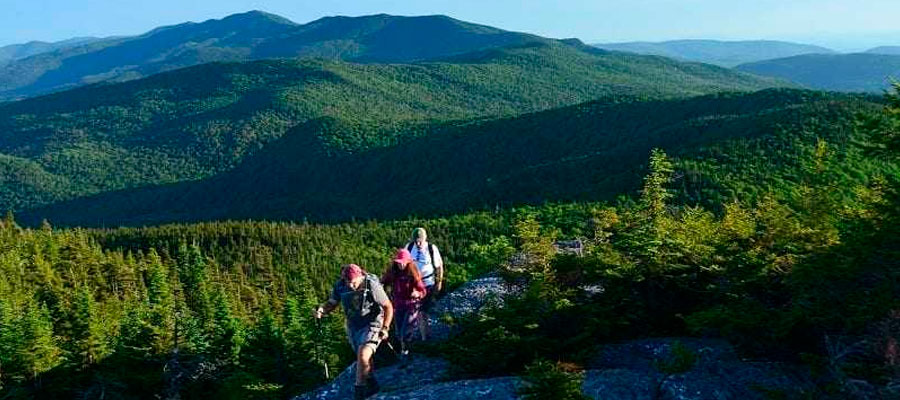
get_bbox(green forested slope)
[1,41,783,213]
[21,89,889,227]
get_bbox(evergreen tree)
[242,305,285,388]
[0,298,18,389]
[145,249,175,353]
[176,244,213,328]
[641,148,675,221]
[17,302,61,381]
[116,303,154,358]
[210,290,243,363]
[68,286,107,368]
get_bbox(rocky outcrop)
[296,278,815,400]
[374,377,521,400]
[585,338,815,399]
[296,356,451,400]
[427,274,519,340]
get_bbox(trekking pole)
[384,340,398,356]
[314,316,330,379]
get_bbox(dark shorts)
[347,325,382,352]
[421,286,437,312]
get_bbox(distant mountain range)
[0,37,104,66]
[591,40,835,67]
[0,11,554,100]
[865,46,900,55]
[736,53,900,92]
[588,39,900,92]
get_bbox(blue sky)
[2,0,899,51]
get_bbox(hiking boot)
[366,376,380,397]
[354,384,368,400]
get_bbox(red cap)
[393,248,413,266]
[342,264,364,280]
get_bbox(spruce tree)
[69,286,107,368]
[641,148,674,221]
[0,298,17,389]
[176,244,213,328]
[210,290,243,363]
[243,305,285,387]
[146,249,175,353]
[17,302,61,381]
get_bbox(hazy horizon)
[2,1,899,52]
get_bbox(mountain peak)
[221,10,297,25]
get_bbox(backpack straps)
[408,242,437,267]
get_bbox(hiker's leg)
[419,288,433,340]
[355,344,375,385]
[396,309,408,353]
[419,310,429,340]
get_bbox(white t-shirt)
[407,241,443,287]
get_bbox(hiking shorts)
[348,325,382,353]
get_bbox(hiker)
[406,228,444,340]
[315,264,394,400]
[381,248,426,358]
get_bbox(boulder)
[294,356,450,400]
[374,377,521,400]
[582,369,661,400]
[589,338,814,400]
[591,337,738,372]
[427,274,520,340]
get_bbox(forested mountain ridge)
[0,37,104,66]
[20,89,890,227]
[592,40,835,67]
[0,40,785,214]
[736,53,900,92]
[865,46,900,55]
[0,11,554,100]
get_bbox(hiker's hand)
[411,290,423,299]
[314,306,324,319]
[379,328,389,340]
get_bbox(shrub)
[518,359,589,400]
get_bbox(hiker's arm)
[380,301,394,339]
[434,246,444,292]
[315,299,338,318]
[413,274,427,297]
[371,282,393,338]
[315,300,338,318]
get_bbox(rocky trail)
[295,275,813,400]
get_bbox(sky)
[2,0,899,51]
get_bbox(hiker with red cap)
[315,264,393,400]
[381,248,427,359]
